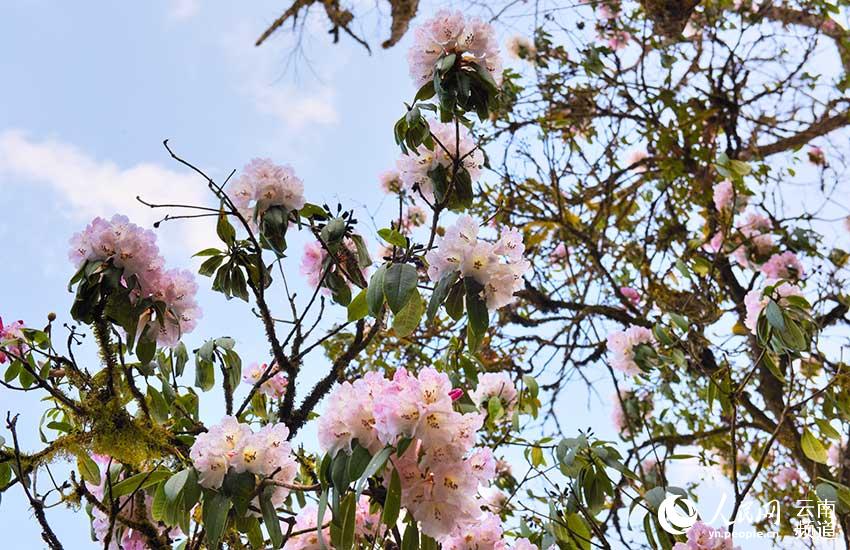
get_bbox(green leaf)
[378,228,409,249]
[355,447,393,498]
[669,313,689,332]
[164,468,190,502]
[317,488,330,550]
[402,521,419,550]
[346,445,372,482]
[392,289,424,337]
[381,468,402,527]
[195,358,215,392]
[383,263,419,314]
[802,428,829,464]
[137,337,156,365]
[110,469,171,498]
[335,492,357,550]
[203,490,232,548]
[765,300,786,332]
[367,265,388,317]
[77,454,101,486]
[217,209,236,246]
[261,485,283,549]
[464,278,489,351]
[444,280,465,320]
[347,289,368,322]
[426,271,459,324]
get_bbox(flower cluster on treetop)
[229,158,306,225]
[407,10,503,88]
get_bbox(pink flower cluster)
[87,455,175,549]
[283,497,379,550]
[606,326,655,375]
[470,372,518,414]
[69,215,201,347]
[441,512,504,550]
[673,521,740,550]
[611,390,653,433]
[300,238,367,291]
[619,286,641,306]
[712,180,746,212]
[379,169,403,194]
[425,215,530,310]
[0,317,25,364]
[317,368,499,539]
[732,211,773,268]
[774,466,802,489]
[229,158,306,224]
[189,417,297,508]
[505,35,536,62]
[242,362,289,399]
[743,280,804,334]
[396,122,484,202]
[407,10,503,88]
[759,251,805,280]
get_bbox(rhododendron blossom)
[606,30,632,51]
[550,242,569,262]
[317,367,499,539]
[808,146,826,166]
[442,512,505,550]
[189,416,297,511]
[774,466,802,489]
[672,521,740,550]
[619,286,640,306]
[0,317,25,363]
[143,268,202,347]
[732,211,774,268]
[470,372,518,413]
[505,35,536,61]
[743,280,804,334]
[425,216,530,310]
[407,10,503,88]
[606,326,655,375]
[611,390,653,433]
[242,362,289,399]
[86,456,175,549]
[69,215,200,346]
[229,158,305,224]
[396,121,484,202]
[379,169,403,194]
[760,251,805,280]
[69,215,163,288]
[712,180,746,212]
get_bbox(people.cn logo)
[657,493,699,535]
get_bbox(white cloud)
[168,0,200,20]
[0,130,215,258]
[221,23,342,131]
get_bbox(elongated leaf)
[367,265,388,317]
[77,454,101,486]
[802,429,829,464]
[164,468,190,502]
[464,278,489,351]
[355,447,393,498]
[203,490,232,547]
[110,470,171,498]
[392,289,423,337]
[402,521,420,550]
[261,486,283,548]
[384,264,419,314]
[426,271,459,324]
[381,468,402,527]
[337,492,357,550]
[347,289,368,322]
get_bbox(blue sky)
[0,1,841,547]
